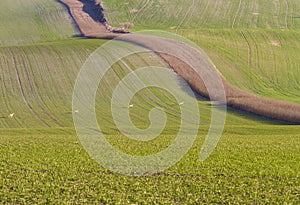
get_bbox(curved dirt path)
[59,0,300,124]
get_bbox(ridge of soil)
[59,0,300,124]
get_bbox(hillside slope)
[101,0,300,102]
[103,0,300,30]
[1,0,300,127]
[181,29,300,104]
[59,0,300,124]
[0,0,78,46]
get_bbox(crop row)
[103,0,300,30]
[181,29,300,104]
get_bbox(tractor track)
[118,58,179,112]
[175,0,195,33]
[17,48,64,127]
[132,0,152,22]
[232,0,242,28]
[240,30,252,66]
[284,0,289,29]
[1,56,22,127]
[9,48,51,128]
[112,59,173,112]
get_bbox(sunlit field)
[0,0,299,203]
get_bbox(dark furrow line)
[8,48,51,128]
[247,31,261,71]
[17,48,64,127]
[4,168,298,180]
[240,30,252,66]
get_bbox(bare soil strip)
[58,0,119,39]
[59,0,300,124]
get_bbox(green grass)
[0,127,299,203]
[0,39,106,128]
[0,0,77,46]
[180,29,300,104]
[103,0,300,30]
[0,38,277,129]
[103,0,300,104]
[0,0,300,203]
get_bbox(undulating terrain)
[0,0,299,203]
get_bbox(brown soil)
[59,0,119,39]
[59,0,300,124]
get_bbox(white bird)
[8,113,15,118]
[179,102,184,106]
[129,104,134,108]
[74,109,79,113]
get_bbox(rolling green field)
[0,0,299,203]
[0,0,77,46]
[105,0,300,30]
[1,127,300,203]
[104,0,300,104]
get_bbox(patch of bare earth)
[59,0,119,39]
[271,40,281,47]
[59,0,300,124]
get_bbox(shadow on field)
[79,0,106,23]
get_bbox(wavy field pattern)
[1,0,300,203]
[0,39,271,128]
[104,0,300,29]
[0,40,98,127]
[181,29,300,104]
